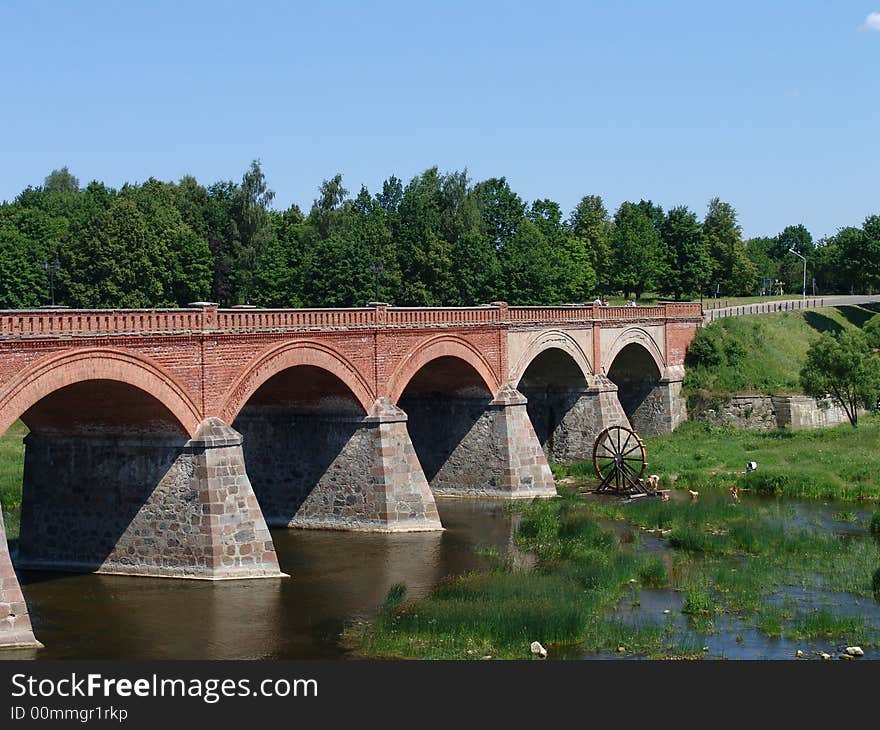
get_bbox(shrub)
[685,328,724,368]
[870,511,880,538]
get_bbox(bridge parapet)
[0,302,703,339]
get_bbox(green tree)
[570,194,613,292]
[43,166,80,194]
[661,206,711,299]
[800,330,880,427]
[703,197,756,295]
[610,201,667,299]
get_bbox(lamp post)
[41,258,61,306]
[369,261,384,303]
[788,248,806,302]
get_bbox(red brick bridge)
[0,301,700,649]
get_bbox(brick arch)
[510,330,593,386]
[387,335,501,403]
[0,348,202,438]
[604,327,666,376]
[220,340,374,423]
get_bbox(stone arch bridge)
[0,301,700,649]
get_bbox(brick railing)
[0,302,703,339]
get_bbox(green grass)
[347,485,880,658]
[344,493,683,659]
[685,304,880,398]
[571,417,880,503]
[0,420,26,511]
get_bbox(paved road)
[701,294,880,323]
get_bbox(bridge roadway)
[0,301,701,649]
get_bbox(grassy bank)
[684,303,880,397]
[344,494,686,659]
[553,417,880,502]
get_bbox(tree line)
[0,161,878,309]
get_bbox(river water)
[2,493,878,660]
[1,499,516,660]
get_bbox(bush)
[870,511,880,538]
[686,328,724,368]
[873,567,880,602]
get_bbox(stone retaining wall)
[691,394,853,430]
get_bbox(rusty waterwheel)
[592,425,650,495]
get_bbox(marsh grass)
[583,490,880,646]
[791,610,868,642]
[344,493,684,659]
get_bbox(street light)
[788,248,806,302]
[369,261,384,303]
[41,258,61,306]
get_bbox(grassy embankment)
[684,303,880,398]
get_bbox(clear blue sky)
[1,1,877,239]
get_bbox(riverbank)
[553,417,880,502]
[345,487,880,660]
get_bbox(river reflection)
[2,499,515,660]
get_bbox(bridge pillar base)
[238,399,442,532]
[525,377,630,463]
[0,505,41,651]
[628,378,687,436]
[17,418,284,580]
[407,386,557,499]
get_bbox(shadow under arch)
[606,342,664,434]
[396,354,495,486]
[515,346,593,461]
[232,361,372,528]
[12,376,195,574]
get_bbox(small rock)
[819,652,831,660]
[796,650,804,658]
[481,655,492,660]
[846,646,864,657]
[530,641,547,658]
[662,609,671,615]
[617,646,626,653]
[840,653,854,660]
[628,578,637,584]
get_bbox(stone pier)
[621,375,686,436]
[522,376,630,463]
[0,504,41,650]
[402,385,557,499]
[17,418,284,580]
[237,399,441,532]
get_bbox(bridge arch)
[605,329,669,436]
[603,327,666,377]
[0,347,201,438]
[387,335,500,404]
[220,340,374,424]
[509,330,593,386]
[224,341,380,529]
